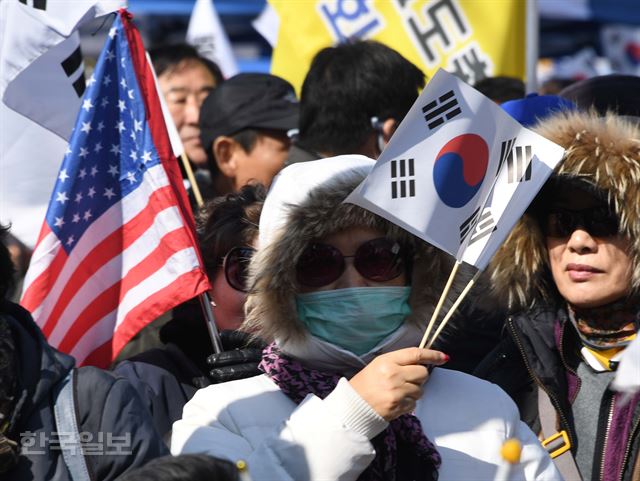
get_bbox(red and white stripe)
[21,164,208,366]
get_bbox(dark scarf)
[568,300,638,350]
[259,343,440,481]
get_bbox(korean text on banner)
[345,69,565,270]
[269,0,525,93]
[20,10,210,368]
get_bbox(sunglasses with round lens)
[544,206,619,238]
[296,238,405,288]
[223,246,256,292]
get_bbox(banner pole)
[526,0,539,93]
[426,271,481,349]
[418,260,460,349]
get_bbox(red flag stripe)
[55,228,194,353]
[37,187,178,336]
[112,269,209,356]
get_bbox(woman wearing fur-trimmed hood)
[475,110,640,481]
[172,155,558,481]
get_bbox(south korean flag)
[347,69,565,270]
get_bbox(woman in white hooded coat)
[171,155,560,481]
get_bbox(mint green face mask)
[295,286,412,356]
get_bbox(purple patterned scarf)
[259,343,440,481]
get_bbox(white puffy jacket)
[172,332,561,481]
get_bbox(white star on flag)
[126,171,136,184]
[54,217,65,228]
[58,170,69,182]
[80,122,92,134]
[72,213,81,223]
[79,147,89,158]
[56,192,68,204]
[141,151,152,163]
[103,187,115,199]
[82,99,94,112]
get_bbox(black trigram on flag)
[19,0,47,10]
[459,207,496,245]
[498,138,533,183]
[422,90,461,130]
[390,158,415,199]
[61,46,86,98]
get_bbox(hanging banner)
[269,0,526,93]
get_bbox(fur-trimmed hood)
[489,111,640,311]
[243,155,457,349]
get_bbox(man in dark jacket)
[0,226,167,480]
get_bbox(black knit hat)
[199,73,299,153]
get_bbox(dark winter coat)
[475,111,640,481]
[1,300,167,481]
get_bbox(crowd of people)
[1,38,640,481]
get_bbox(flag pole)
[179,151,204,207]
[418,260,461,349]
[199,291,223,354]
[147,51,219,353]
[426,271,481,349]
[525,0,539,93]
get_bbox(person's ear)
[381,118,398,145]
[213,136,238,178]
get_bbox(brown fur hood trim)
[243,156,459,343]
[489,111,640,311]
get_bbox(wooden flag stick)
[426,271,481,349]
[418,260,461,349]
[179,152,204,207]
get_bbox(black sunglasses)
[543,206,619,238]
[296,238,406,288]
[223,246,256,292]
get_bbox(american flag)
[20,11,211,367]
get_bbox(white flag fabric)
[252,3,279,48]
[186,0,238,79]
[0,0,124,139]
[346,69,565,269]
[0,0,124,247]
[612,337,640,394]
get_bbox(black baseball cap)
[199,73,299,152]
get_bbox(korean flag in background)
[346,69,565,269]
